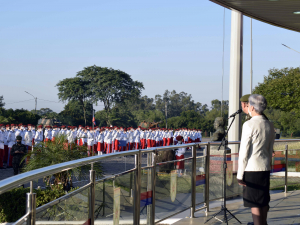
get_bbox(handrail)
[0,139,299,225]
[1,139,299,195]
[0,149,139,195]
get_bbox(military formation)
[0,124,202,170]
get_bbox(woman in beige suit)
[237,94,274,225]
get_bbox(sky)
[1,0,299,113]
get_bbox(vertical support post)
[130,172,133,198]
[205,143,210,214]
[250,18,253,94]
[285,145,288,193]
[26,181,36,225]
[190,144,197,218]
[134,151,141,225]
[151,150,157,225]
[89,168,96,225]
[102,180,105,216]
[228,9,243,156]
[146,152,153,225]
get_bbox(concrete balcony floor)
[174,190,300,225]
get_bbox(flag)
[92,117,96,126]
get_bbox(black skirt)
[243,171,270,208]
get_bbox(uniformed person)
[240,94,251,117]
[241,94,269,121]
[11,136,27,175]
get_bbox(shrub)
[296,162,300,172]
[0,185,74,223]
[22,135,102,191]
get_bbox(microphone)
[228,109,242,119]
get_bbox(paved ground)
[173,190,300,225]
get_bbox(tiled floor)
[173,190,300,225]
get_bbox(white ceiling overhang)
[210,0,300,33]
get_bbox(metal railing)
[0,139,299,225]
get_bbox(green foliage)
[254,67,300,113]
[97,90,229,132]
[0,108,40,125]
[56,76,92,125]
[58,100,93,126]
[112,90,224,132]
[262,99,300,137]
[296,162,300,172]
[23,135,102,190]
[56,65,144,126]
[34,108,58,119]
[154,90,203,118]
[0,96,4,109]
[166,110,215,131]
[76,65,144,125]
[132,109,165,124]
[0,185,75,223]
[95,108,137,127]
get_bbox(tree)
[155,90,202,118]
[2,108,40,125]
[254,67,300,113]
[56,77,93,125]
[59,100,93,126]
[118,95,155,112]
[34,108,58,119]
[77,65,144,125]
[95,107,137,127]
[132,109,165,125]
[0,96,4,108]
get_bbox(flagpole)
[250,18,253,94]
[92,107,95,131]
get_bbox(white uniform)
[176,146,186,157]
[0,130,4,150]
[34,130,44,144]
[44,129,52,141]
[87,131,94,147]
[31,129,36,141]
[7,130,16,148]
[24,130,33,146]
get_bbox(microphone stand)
[205,115,241,224]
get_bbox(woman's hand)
[237,179,246,187]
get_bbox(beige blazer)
[237,115,275,180]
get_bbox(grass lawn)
[274,141,300,151]
[271,183,300,192]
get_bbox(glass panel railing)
[94,171,135,224]
[287,149,300,186]
[209,153,224,201]
[270,150,286,189]
[209,152,242,201]
[226,153,242,198]
[140,167,153,224]
[35,185,90,223]
[155,158,192,222]
[195,156,205,205]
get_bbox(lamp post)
[282,44,300,54]
[25,91,37,114]
[165,101,168,129]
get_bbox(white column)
[228,10,243,154]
